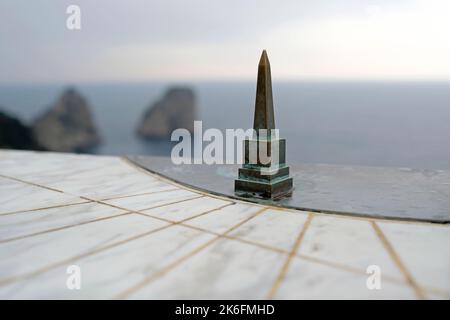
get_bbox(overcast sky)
[1,0,449,83]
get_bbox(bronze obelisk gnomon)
[235,50,293,199]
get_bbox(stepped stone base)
[236,137,293,199]
[235,175,293,199]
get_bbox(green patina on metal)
[234,50,293,199]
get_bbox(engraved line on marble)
[123,157,450,226]
[6,197,410,290]
[121,156,240,204]
[272,204,450,229]
[138,195,206,212]
[266,213,314,299]
[176,215,401,281]
[0,219,429,295]
[296,253,407,286]
[98,188,180,201]
[0,212,133,244]
[136,202,236,224]
[179,218,414,288]
[0,200,235,286]
[120,156,187,189]
[114,207,269,299]
[0,200,91,217]
[178,215,410,285]
[123,155,320,219]
[0,168,179,206]
[123,157,450,227]
[371,221,427,299]
[0,221,173,287]
[80,195,232,228]
[6,159,445,229]
[0,205,436,296]
[180,222,287,252]
[80,194,206,222]
[0,174,66,194]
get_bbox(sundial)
[129,51,450,223]
[127,155,450,223]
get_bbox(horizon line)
[1,78,450,87]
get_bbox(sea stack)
[137,87,197,140]
[0,109,43,150]
[32,88,101,152]
[235,50,293,199]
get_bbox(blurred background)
[1,0,450,169]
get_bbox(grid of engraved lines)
[0,150,449,299]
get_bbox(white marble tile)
[48,170,170,200]
[103,189,200,212]
[273,257,416,299]
[0,225,216,299]
[427,291,450,300]
[227,209,309,251]
[0,202,126,242]
[0,177,83,215]
[140,197,231,222]
[0,150,119,186]
[298,215,405,281]
[129,238,286,299]
[0,150,173,200]
[377,221,450,293]
[185,203,264,234]
[99,185,178,201]
[0,214,168,280]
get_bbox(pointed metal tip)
[259,50,269,66]
[253,49,274,131]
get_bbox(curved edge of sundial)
[125,155,450,225]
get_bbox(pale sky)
[1,0,450,83]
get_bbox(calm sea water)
[1,81,449,170]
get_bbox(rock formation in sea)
[0,109,44,150]
[32,88,101,152]
[137,87,197,140]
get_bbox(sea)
[1,81,449,170]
